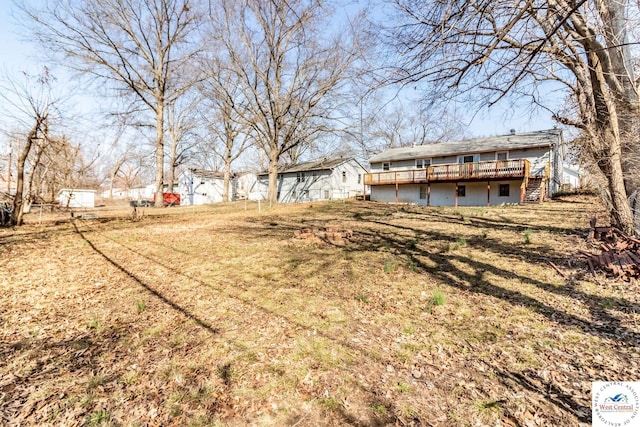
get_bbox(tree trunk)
[27,141,45,204]
[109,170,115,199]
[600,0,640,192]
[154,102,165,208]
[11,124,39,226]
[267,150,279,206]
[596,129,634,233]
[585,48,635,233]
[222,143,232,202]
[167,137,177,194]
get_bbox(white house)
[251,157,368,203]
[58,189,96,208]
[236,172,258,200]
[178,169,227,205]
[101,186,155,200]
[561,165,584,190]
[178,169,258,205]
[366,129,564,206]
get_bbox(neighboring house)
[365,129,564,206]
[179,169,228,205]
[251,157,368,203]
[58,189,96,208]
[178,169,258,205]
[562,164,584,190]
[236,172,258,200]
[101,186,155,200]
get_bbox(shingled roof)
[257,157,360,176]
[368,129,562,163]
[186,169,237,179]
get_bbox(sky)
[0,2,34,72]
[0,0,557,158]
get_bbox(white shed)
[58,189,96,208]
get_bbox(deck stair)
[524,176,545,203]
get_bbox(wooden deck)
[364,159,531,185]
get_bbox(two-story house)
[252,157,368,203]
[365,129,564,206]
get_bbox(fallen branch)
[547,260,567,279]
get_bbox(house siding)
[58,189,96,208]
[252,159,367,203]
[368,142,562,206]
[179,172,225,205]
[178,170,258,205]
[370,180,521,206]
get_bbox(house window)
[416,159,431,169]
[297,172,305,182]
[419,185,427,199]
[496,151,508,161]
[499,184,510,196]
[382,162,390,171]
[324,190,330,199]
[342,171,347,183]
[457,185,466,197]
[457,155,478,163]
[357,174,361,184]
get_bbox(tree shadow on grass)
[349,204,586,237]
[70,211,618,425]
[347,219,640,347]
[71,222,412,426]
[327,215,638,425]
[72,222,219,336]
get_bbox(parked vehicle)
[129,200,154,207]
[0,201,12,225]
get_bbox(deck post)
[487,181,491,206]
[395,182,398,204]
[427,183,431,207]
[520,177,526,204]
[455,182,459,207]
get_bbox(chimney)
[510,129,516,135]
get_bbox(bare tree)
[104,142,150,196]
[165,94,201,193]
[214,0,361,205]
[198,59,254,202]
[28,135,80,203]
[108,153,128,199]
[388,0,639,232]
[349,92,465,158]
[22,0,203,207]
[0,68,57,226]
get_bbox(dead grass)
[1,196,637,426]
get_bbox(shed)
[58,189,96,208]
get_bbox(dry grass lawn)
[1,196,638,426]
